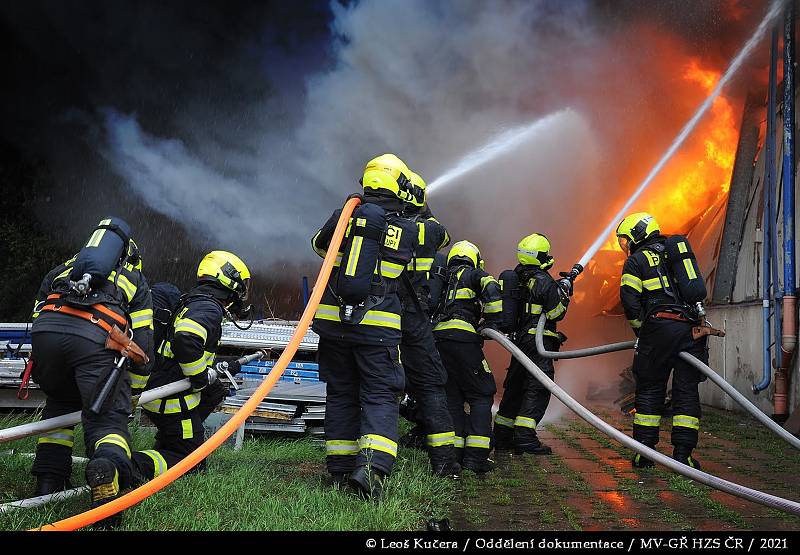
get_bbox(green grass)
[0,414,455,531]
[664,473,748,529]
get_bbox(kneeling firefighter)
[494,233,569,455]
[311,153,419,499]
[29,218,153,515]
[616,212,718,470]
[398,170,461,477]
[131,251,251,482]
[432,240,502,473]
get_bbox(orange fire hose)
[32,197,361,531]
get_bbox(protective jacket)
[433,265,502,342]
[311,203,418,346]
[620,234,691,332]
[141,284,226,415]
[514,265,568,342]
[32,255,154,393]
[401,208,450,310]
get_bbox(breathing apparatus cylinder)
[663,235,707,306]
[70,217,132,293]
[336,203,387,321]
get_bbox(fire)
[599,58,739,253]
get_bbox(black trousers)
[400,306,456,464]
[437,339,496,465]
[30,332,133,487]
[319,338,405,475]
[131,381,227,481]
[632,318,708,451]
[495,334,556,447]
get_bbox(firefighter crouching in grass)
[28,217,153,526]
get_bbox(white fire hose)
[533,316,800,450]
[483,327,800,515]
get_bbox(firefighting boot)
[348,465,386,501]
[462,457,495,474]
[34,474,72,497]
[673,447,702,471]
[85,457,123,528]
[631,452,656,469]
[326,472,351,489]
[432,460,462,478]
[493,424,514,451]
[515,438,552,456]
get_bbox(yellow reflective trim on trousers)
[174,317,208,342]
[633,413,662,427]
[345,236,363,277]
[621,273,643,292]
[140,449,168,478]
[359,434,398,457]
[434,319,477,334]
[379,260,404,279]
[107,271,136,302]
[38,428,75,448]
[426,431,455,447]
[629,319,643,329]
[128,371,149,389]
[672,414,700,430]
[483,300,502,314]
[494,415,514,428]
[326,440,359,456]
[514,416,537,429]
[546,302,566,319]
[130,309,153,330]
[95,433,131,459]
[465,435,491,449]
[455,288,476,300]
[454,436,465,448]
[181,419,193,439]
[683,259,697,280]
[141,392,201,414]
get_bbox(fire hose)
[27,196,360,531]
[533,316,800,451]
[483,327,800,515]
[0,352,265,445]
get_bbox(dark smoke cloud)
[1,0,770,322]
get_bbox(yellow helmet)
[361,154,414,202]
[447,240,484,269]
[406,170,427,208]
[197,250,251,299]
[615,212,660,252]
[517,233,553,269]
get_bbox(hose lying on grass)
[29,197,360,531]
[484,327,800,516]
[533,316,800,451]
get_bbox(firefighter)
[131,251,251,482]
[311,153,419,499]
[432,240,502,473]
[398,170,460,477]
[616,213,707,469]
[494,233,568,455]
[29,219,153,518]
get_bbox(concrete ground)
[450,404,800,531]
